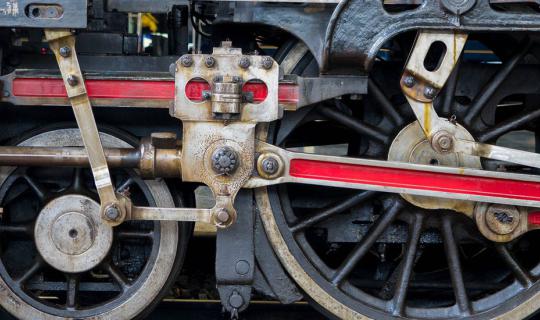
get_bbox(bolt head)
[485,205,520,235]
[403,76,415,88]
[205,56,215,68]
[261,56,273,69]
[238,56,250,69]
[202,91,212,100]
[261,157,279,175]
[215,209,230,224]
[437,135,453,151]
[59,46,71,58]
[229,292,244,309]
[211,147,239,175]
[180,55,193,67]
[104,205,120,221]
[66,75,79,87]
[424,86,436,99]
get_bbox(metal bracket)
[45,29,127,226]
[216,190,255,315]
[172,41,281,227]
[0,0,87,28]
[401,31,540,170]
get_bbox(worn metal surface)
[474,203,529,242]
[246,142,540,209]
[0,0,87,28]
[387,121,480,215]
[283,74,367,110]
[327,0,540,72]
[0,128,182,320]
[34,195,113,273]
[46,29,125,225]
[174,43,280,122]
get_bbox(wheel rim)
[0,128,180,319]
[256,39,540,319]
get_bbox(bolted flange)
[211,147,239,175]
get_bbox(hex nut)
[424,86,437,99]
[205,56,216,68]
[66,75,79,87]
[238,56,250,69]
[59,46,71,58]
[215,208,230,224]
[211,147,239,175]
[180,55,193,67]
[403,75,415,88]
[261,157,279,175]
[261,56,273,69]
[104,205,120,221]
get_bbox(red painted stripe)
[529,211,540,225]
[289,159,540,202]
[13,78,175,100]
[12,78,298,104]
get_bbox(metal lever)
[45,29,127,226]
[401,31,540,169]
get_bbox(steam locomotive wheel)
[0,127,190,319]
[256,40,540,319]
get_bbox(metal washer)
[34,195,113,273]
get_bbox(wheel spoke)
[368,79,404,126]
[290,191,377,233]
[441,217,471,316]
[0,224,33,236]
[65,274,79,309]
[102,261,130,291]
[16,258,43,285]
[22,175,48,201]
[464,39,532,125]
[116,230,154,240]
[117,177,134,193]
[318,105,389,144]
[331,200,403,286]
[390,213,424,316]
[477,109,540,142]
[70,168,84,191]
[495,244,533,288]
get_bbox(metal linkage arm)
[247,142,540,209]
[401,31,540,169]
[45,29,126,225]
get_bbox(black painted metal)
[0,0,87,28]
[216,190,255,314]
[328,1,540,72]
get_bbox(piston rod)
[0,145,182,178]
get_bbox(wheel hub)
[388,120,482,212]
[35,194,113,273]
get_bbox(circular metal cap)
[211,147,239,175]
[440,0,476,15]
[35,195,113,273]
